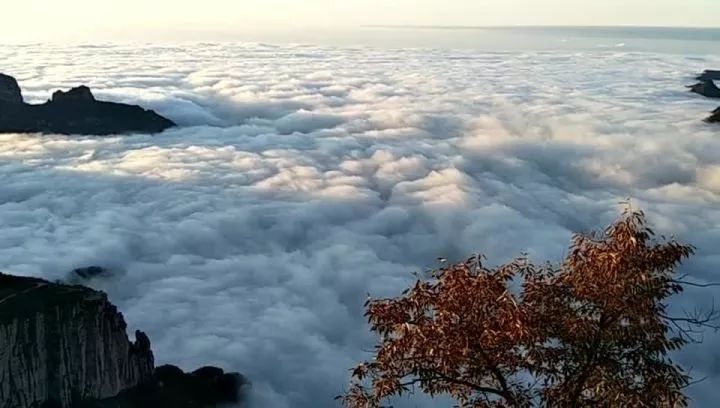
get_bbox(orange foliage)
[341,208,698,408]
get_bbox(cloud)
[274,110,346,135]
[1,43,720,407]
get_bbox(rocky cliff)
[0,73,175,135]
[0,273,247,408]
[0,274,154,408]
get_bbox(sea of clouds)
[1,43,720,406]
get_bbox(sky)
[2,0,719,42]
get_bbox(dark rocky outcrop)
[71,266,113,281]
[688,72,720,123]
[697,70,720,82]
[688,80,720,98]
[0,74,175,135]
[0,273,246,407]
[77,365,247,408]
[707,107,720,123]
[51,86,95,104]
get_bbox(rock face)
[0,74,175,135]
[688,80,720,98]
[707,107,720,123]
[697,70,720,81]
[0,273,247,408]
[0,273,154,408]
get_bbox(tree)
[341,208,716,408]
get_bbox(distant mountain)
[689,79,720,99]
[0,73,175,135]
[688,71,720,123]
[697,70,720,82]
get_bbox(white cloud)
[1,43,720,407]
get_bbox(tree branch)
[425,370,512,402]
[476,346,517,405]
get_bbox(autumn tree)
[341,208,716,408]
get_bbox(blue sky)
[3,0,719,41]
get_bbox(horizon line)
[361,24,720,30]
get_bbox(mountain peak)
[0,73,23,104]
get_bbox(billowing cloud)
[1,43,720,407]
